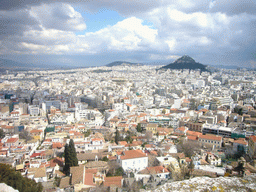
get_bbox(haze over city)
[0,0,255,68]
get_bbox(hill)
[106,61,141,67]
[0,58,34,72]
[161,55,208,72]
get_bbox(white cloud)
[29,3,86,31]
[0,1,255,66]
[84,17,158,52]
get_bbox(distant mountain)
[0,58,72,72]
[0,58,31,69]
[106,61,141,67]
[161,55,208,72]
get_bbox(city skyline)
[0,0,256,68]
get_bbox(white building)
[28,105,40,116]
[117,150,148,173]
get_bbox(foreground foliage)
[0,163,43,192]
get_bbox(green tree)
[115,129,120,144]
[83,129,91,137]
[69,139,78,166]
[136,123,142,132]
[63,139,78,175]
[0,163,43,192]
[0,129,5,139]
[102,156,109,162]
[141,142,148,148]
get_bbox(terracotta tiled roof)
[233,139,248,145]
[30,129,43,133]
[250,135,256,143]
[59,177,70,189]
[120,150,147,160]
[118,141,128,146]
[50,157,64,167]
[104,176,123,188]
[6,138,18,143]
[139,166,169,174]
[186,131,202,137]
[150,150,158,156]
[84,172,95,186]
[176,126,186,132]
[52,142,64,149]
[187,136,197,141]
[34,167,46,178]
[199,134,222,141]
[70,166,84,184]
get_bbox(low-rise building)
[198,134,222,148]
[117,150,148,173]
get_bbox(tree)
[125,131,133,143]
[69,139,78,166]
[136,123,142,132]
[83,129,91,137]
[115,129,120,144]
[107,161,123,176]
[177,139,201,158]
[0,129,5,139]
[102,156,109,162]
[234,106,243,116]
[19,130,32,143]
[0,163,43,192]
[141,142,148,148]
[63,139,78,175]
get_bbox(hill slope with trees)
[161,55,208,72]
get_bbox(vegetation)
[161,55,208,72]
[115,129,121,144]
[83,129,91,137]
[136,123,142,132]
[107,161,124,176]
[19,130,33,143]
[141,142,148,148]
[125,131,133,143]
[63,139,78,175]
[0,129,5,139]
[106,167,124,177]
[102,156,109,162]
[234,106,243,115]
[177,139,201,158]
[0,163,43,192]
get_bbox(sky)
[0,0,256,68]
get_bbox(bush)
[0,163,43,192]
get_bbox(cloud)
[0,9,39,39]
[29,3,86,31]
[0,0,255,67]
